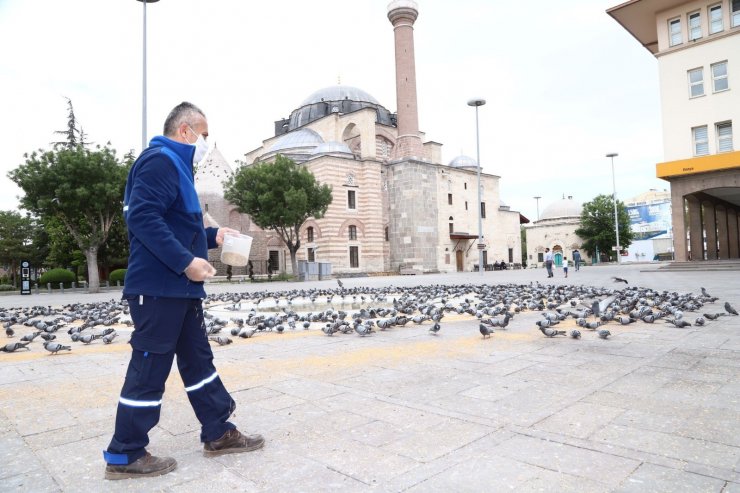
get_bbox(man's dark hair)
[163,102,206,137]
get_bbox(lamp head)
[467,98,486,107]
[606,153,618,158]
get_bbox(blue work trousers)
[104,296,235,465]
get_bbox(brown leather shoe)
[104,452,177,480]
[203,429,265,457]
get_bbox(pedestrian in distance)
[562,256,568,278]
[544,248,554,278]
[103,102,264,481]
[573,249,581,271]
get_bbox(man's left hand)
[215,227,240,246]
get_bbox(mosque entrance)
[456,250,463,272]
[553,245,563,267]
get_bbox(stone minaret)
[388,0,424,160]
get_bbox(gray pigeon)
[479,324,493,339]
[208,335,232,345]
[570,329,581,339]
[612,277,628,284]
[540,327,566,337]
[429,322,441,335]
[2,341,31,352]
[354,324,371,336]
[102,332,119,344]
[694,317,705,326]
[598,329,611,339]
[43,341,72,354]
[725,302,738,316]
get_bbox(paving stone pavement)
[0,263,739,492]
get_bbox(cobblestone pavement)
[1,263,739,492]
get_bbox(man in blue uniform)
[103,102,264,480]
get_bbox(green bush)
[39,268,76,288]
[109,269,127,285]
[0,284,15,291]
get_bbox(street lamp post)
[136,0,160,152]
[606,152,620,264]
[468,98,486,276]
[534,196,541,221]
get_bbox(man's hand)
[215,227,240,246]
[184,257,216,282]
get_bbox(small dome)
[311,141,354,158]
[269,128,324,153]
[449,155,479,169]
[539,197,582,221]
[300,85,379,106]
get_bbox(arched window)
[307,226,314,243]
[348,225,358,240]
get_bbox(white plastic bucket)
[220,233,252,267]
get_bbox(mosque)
[195,1,525,276]
[524,196,591,268]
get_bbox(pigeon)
[703,313,724,320]
[5,326,14,338]
[429,322,441,335]
[43,341,72,354]
[694,317,705,326]
[479,324,493,339]
[700,287,710,297]
[598,329,611,339]
[238,328,255,338]
[2,341,31,352]
[354,324,371,336]
[208,336,232,345]
[336,279,344,289]
[725,302,738,316]
[540,327,566,337]
[321,325,335,336]
[102,332,119,344]
[612,277,628,284]
[666,318,692,328]
[570,329,581,339]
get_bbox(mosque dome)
[448,155,479,169]
[287,85,394,131]
[261,128,324,163]
[311,141,355,159]
[539,196,582,222]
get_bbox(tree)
[224,154,332,276]
[575,194,634,262]
[9,145,129,293]
[0,211,35,287]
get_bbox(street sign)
[477,243,486,250]
[20,260,31,295]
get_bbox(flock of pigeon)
[1,278,738,354]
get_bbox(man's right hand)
[184,257,216,282]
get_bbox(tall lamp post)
[468,98,486,276]
[534,196,541,221]
[136,0,160,152]
[606,152,620,264]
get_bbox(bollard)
[59,282,64,294]
[47,283,52,294]
[71,282,76,290]
[105,280,110,289]
[34,283,39,295]
[116,280,121,287]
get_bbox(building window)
[709,4,723,34]
[717,122,734,152]
[307,226,314,243]
[693,125,709,156]
[733,0,740,27]
[669,17,682,46]
[268,250,280,273]
[307,248,315,262]
[508,248,514,264]
[449,222,454,234]
[348,225,357,240]
[537,252,544,263]
[349,246,359,268]
[385,226,389,241]
[480,202,486,218]
[688,68,704,97]
[448,193,453,205]
[712,61,728,92]
[465,201,468,210]
[688,11,702,40]
[464,183,467,190]
[347,190,356,210]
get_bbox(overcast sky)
[0,0,667,222]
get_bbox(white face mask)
[187,126,209,163]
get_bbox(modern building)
[623,189,674,262]
[524,196,591,268]
[195,0,524,276]
[608,0,740,261]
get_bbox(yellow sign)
[657,151,740,178]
